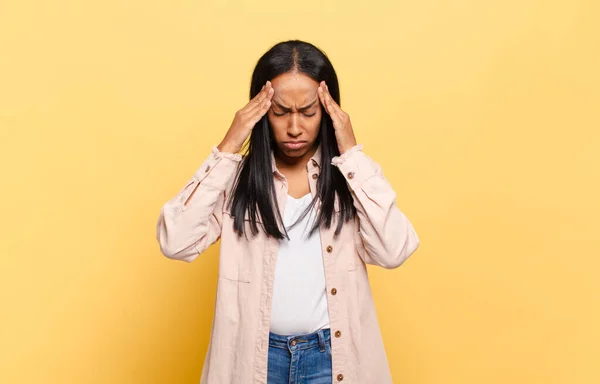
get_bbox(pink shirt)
[156,143,420,383]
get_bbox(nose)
[287,113,302,137]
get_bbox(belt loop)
[317,329,326,352]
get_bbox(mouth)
[282,141,308,150]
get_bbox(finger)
[321,86,337,117]
[250,96,272,124]
[252,88,273,117]
[251,84,265,103]
[241,88,264,114]
[252,82,269,104]
[250,85,273,113]
[326,92,346,125]
[259,95,272,117]
[248,81,272,106]
[318,85,331,115]
[244,82,273,114]
[322,83,342,115]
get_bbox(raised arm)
[332,144,420,269]
[317,81,419,269]
[156,80,274,262]
[156,147,241,262]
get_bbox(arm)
[332,144,420,269]
[156,80,273,262]
[155,146,242,262]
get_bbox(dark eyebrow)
[272,99,318,112]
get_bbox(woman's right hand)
[217,81,274,154]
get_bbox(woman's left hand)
[318,81,357,155]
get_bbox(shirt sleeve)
[156,146,242,262]
[332,144,420,269]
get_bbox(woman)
[156,40,419,384]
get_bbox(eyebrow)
[272,99,318,112]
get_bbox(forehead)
[271,72,318,104]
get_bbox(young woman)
[156,40,419,384]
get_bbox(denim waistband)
[269,328,330,352]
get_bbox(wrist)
[217,141,241,154]
[339,141,358,155]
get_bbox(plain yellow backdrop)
[1,0,598,383]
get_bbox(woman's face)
[267,71,323,162]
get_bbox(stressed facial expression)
[267,71,322,161]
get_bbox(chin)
[281,148,306,158]
[274,140,318,160]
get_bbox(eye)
[273,111,316,117]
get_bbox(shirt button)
[347,171,354,179]
[311,159,318,166]
[312,173,319,179]
[335,330,342,338]
[326,245,333,253]
[205,165,210,172]
[331,288,337,295]
[337,373,344,381]
[290,340,297,346]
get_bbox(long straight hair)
[227,40,356,240]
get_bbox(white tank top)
[269,193,330,335]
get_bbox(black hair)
[227,39,356,240]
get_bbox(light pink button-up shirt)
[156,143,420,383]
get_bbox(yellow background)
[1,0,598,383]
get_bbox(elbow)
[378,251,410,269]
[156,220,198,263]
[158,240,197,263]
[158,241,181,260]
[378,229,420,269]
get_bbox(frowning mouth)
[283,141,307,150]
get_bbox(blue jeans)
[267,328,332,384]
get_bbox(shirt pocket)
[218,248,253,283]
